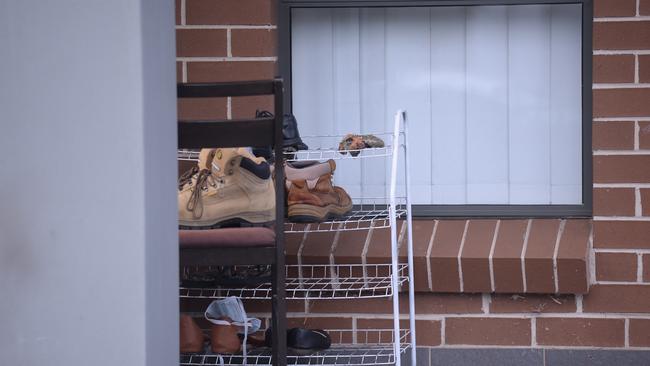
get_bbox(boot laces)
[186,169,210,219]
[186,169,226,219]
[178,166,199,190]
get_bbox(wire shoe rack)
[180,329,411,366]
[180,263,409,300]
[284,198,407,233]
[179,111,417,365]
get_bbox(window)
[279,0,593,217]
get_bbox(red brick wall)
[175,0,276,121]
[178,0,650,349]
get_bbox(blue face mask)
[205,296,261,365]
[204,296,261,334]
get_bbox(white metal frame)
[390,110,416,365]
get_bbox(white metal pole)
[403,111,417,365]
[389,110,402,366]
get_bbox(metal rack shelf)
[180,264,409,300]
[180,329,410,366]
[285,130,404,163]
[179,146,402,162]
[285,200,407,233]
[178,149,201,162]
[285,145,396,162]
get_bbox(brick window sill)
[285,218,591,294]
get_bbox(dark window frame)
[278,0,593,218]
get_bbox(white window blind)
[291,4,583,205]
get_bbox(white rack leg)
[389,111,403,366]
[403,111,417,365]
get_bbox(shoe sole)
[288,203,352,223]
[179,210,275,229]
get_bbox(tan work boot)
[178,148,276,228]
[285,160,353,222]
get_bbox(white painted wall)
[0,1,178,365]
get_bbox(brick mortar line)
[638,253,644,282]
[588,230,596,287]
[594,50,650,56]
[593,216,650,221]
[488,220,500,293]
[625,318,630,347]
[594,248,650,254]
[594,117,650,122]
[635,121,641,150]
[597,280,649,285]
[594,183,650,188]
[594,16,650,21]
[296,225,310,285]
[420,345,650,350]
[576,294,583,313]
[328,226,342,289]
[182,61,187,83]
[278,313,650,320]
[398,221,407,251]
[176,56,277,62]
[593,83,650,89]
[531,317,537,347]
[521,219,533,293]
[329,225,342,265]
[226,29,232,58]
[457,220,469,293]
[636,187,643,216]
[425,221,438,292]
[481,294,491,314]
[440,317,446,346]
[552,220,566,294]
[636,55,640,84]
[593,150,650,155]
[361,222,375,282]
[180,0,186,25]
[176,25,277,29]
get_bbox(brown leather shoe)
[285,160,353,222]
[180,315,205,353]
[210,317,242,354]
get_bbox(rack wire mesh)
[180,329,410,366]
[180,264,409,300]
[285,198,407,233]
[177,131,404,163]
[285,146,395,162]
[178,149,201,161]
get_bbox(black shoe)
[255,110,309,151]
[264,328,331,352]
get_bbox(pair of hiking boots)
[178,149,352,227]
